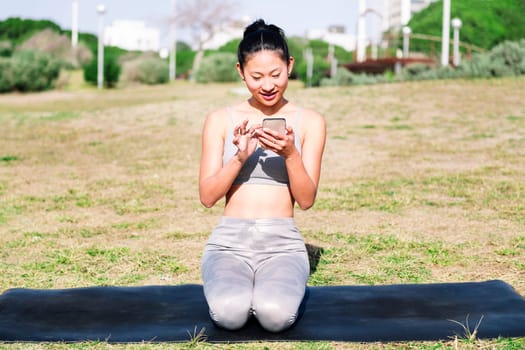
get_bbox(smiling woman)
[198,19,326,333]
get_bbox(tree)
[408,0,525,52]
[172,0,238,81]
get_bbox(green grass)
[0,78,524,349]
[0,155,20,162]
[1,243,188,288]
[40,111,80,121]
[315,169,524,224]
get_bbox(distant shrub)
[325,39,525,87]
[18,29,92,68]
[137,58,169,84]
[320,68,385,86]
[457,53,493,79]
[295,54,330,87]
[320,68,354,86]
[487,40,525,76]
[0,17,62,46]
[194,52,239,83]
[460,40,525,78]
[83,50,121,88]
[0,40,12,57]
[0,57,13,92]
[400,63,463,81]
[400,63,433,80]
[175,49,196,79]
[10,50,61,91]
[122,54,169,85]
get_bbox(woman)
[199,19,326,333]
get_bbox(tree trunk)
[190,49,205,82]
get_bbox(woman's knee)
[253,300,298,332]
[206,293,252,330]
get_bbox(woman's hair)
[237,19,290,71]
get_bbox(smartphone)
[262,118,286,134]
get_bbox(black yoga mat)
[1,280,525,343]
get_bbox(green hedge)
[0,50,61,92]
[83,49,122,88]
[0,57,13,92]
[321,39,525,87]
[194,52,239,83]
[121,54,169,85]
[407,0,525,53]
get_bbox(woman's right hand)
[233,119,259,162]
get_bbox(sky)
[0,0,384,46]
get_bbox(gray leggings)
[201,216,309,332]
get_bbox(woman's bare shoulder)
[299,106,326,126]
[204,107,231,129]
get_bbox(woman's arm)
[285,110,326,210]
[199,111,259,208]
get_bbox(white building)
[306,27,356,52]
[199,18,249,50]
[383,0,437,31]
[104,20,161,52]
[201,24,244,50]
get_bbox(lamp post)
[441,0,451,66]
[305,48,314,88]
[169,0,177,81]
[71,0,78,49]
[356,0,367,63]
[451,17,462,66]
[402,26,411,58]
[97,4,106,90]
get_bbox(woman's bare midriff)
[224,184,294,218]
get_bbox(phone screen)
[262,118,286,134]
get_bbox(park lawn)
[0,77,524,350]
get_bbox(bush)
[10,50,61,91]
[320,68,385,86]
[407,0,525,52]
[0,40,12,57]
[488,40,525,76]
[295,54,330,87]
[401,63,433,80]
[17,28,92,68]
[83,50,121,88]
[457,53,493,78]
[194,52,239,83]
[122,54,169,85]
[175,49,196,79]
[0,58,13,92]
[460,40,525,78]
[0,17,61,46]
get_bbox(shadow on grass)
[305,243,324,275]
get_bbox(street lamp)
[169,0,177,81]
[441,0,451,66]
[402,26,411,58]
[305,48,314,88]
[356,0,367,63]
[71,0,78,49]
[451,17,463,66]
[97,4,106,90]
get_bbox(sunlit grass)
[0,77,524,349]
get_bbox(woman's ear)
[288,56,295,76]
[236,62,245,80]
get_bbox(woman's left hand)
[257,125,297,158]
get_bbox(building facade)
[384,0,437,31]
[104,20,160,52]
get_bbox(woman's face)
[237,50,294,109]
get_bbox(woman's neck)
[248,97,288,116]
